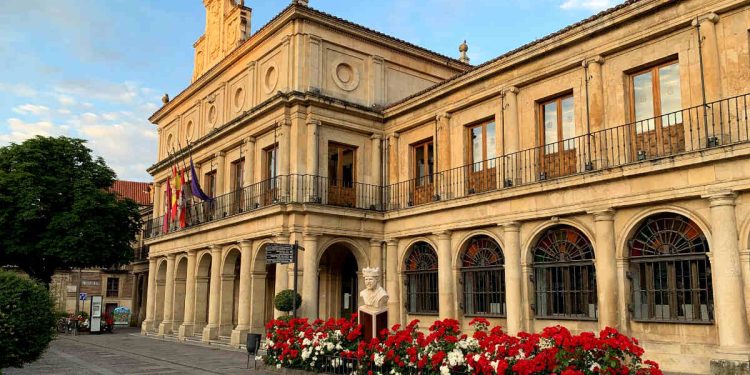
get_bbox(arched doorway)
[153,260,167,329]
[220,248,241,337]
[173,257,188,327]
[318,243,360,319]
[194,252,212,335]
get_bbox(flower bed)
[263,315,662,375]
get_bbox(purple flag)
[190,157,212,201]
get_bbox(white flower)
[447,349,464,367]
[439,365,450,375]
[539,337,554,350]
[590,363,601,372]
[276,364,282,369]
[473,354,481,362]
[374,353,385,367]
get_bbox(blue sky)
[0,0,616,181]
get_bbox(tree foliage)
[0,136,141,284]
[274,289,302,313]
[0,271,57,369]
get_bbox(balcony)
[144,93,749,240]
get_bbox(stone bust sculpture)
[360,267,388,309]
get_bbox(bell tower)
[192,0,251,82]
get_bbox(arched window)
[533,225,597,319]
[460,235,505,316]
[629,213,713,322]
[404,241,438,314]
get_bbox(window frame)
[532,225,597,321]
[204,170,217,198]
[106,277,119,298]
[466,121,497,171]
[411,138,434,187]
[628,213,713,324]
[538,93,575,153]
[404,241,439,315]
[629,60,683,132]
[327,142,357,187]
[460,235,506,317]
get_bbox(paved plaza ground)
[3,328,270,375]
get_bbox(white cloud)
[56,94,77,106]
[54,80,142,105]
[560,0,613,10]
[0,82,37,97]
[0,118,68,144]
[11,104,50,116]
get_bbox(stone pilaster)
[503,87,519,154]
[178,250,197,339]
[158,253,176,335]
[385,239,400,327]
[693,13,723,102]
[585,56,605,132]
[202,245,223,342]
[388,134,400,185]
[243,138,255,187]
[215,152,226,196]
[231,240,254,345]
[141,257,158,333]
[274,233,290,318]
[301,233,320,319]
[502,222,523,335]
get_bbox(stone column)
[274,233,290,318]
[202,245,223,342]
[501,222,523,335]
[178,250,197,339]
[243,138,255,187]
[279,119,292,201]
[693,13,722,102]
[436,113,451,199]
[231,240,253,346]
[141,258,158,333]
[705,191,750,350]
[615,258,630,334]
[436,231,455,319]
[215,152,226,196]
[301,233,319,319]
[591,209,618,330]
[388,134,400,184]
[158,253,176,335]
[385,239,400,326]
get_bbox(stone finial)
[459,40,470,63]
[162,93,170,104]
[293,0,309,6]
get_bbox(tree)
[274,289,302,314]
[0,271,57,369]
[0,136,141,284]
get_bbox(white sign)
[90,296,102,333]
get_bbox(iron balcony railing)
[144,93,749,239]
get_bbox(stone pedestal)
[358,306,387,342]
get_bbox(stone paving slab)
[3,328,269,375]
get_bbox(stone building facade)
[142,0,750,373]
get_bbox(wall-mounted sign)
[265,243,295,264]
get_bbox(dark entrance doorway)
[318,244,359,319]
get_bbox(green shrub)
[274,289,302,314]
[0,271,56,369]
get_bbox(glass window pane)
[658,63,683,126]
[416,145,425,183]
[342,148,354,185]
[486,122,496,160]
[561,97,575,150]
[471,126,483,171]
[328,146,339,185]
[427,142,434,183]
[633,71,655,132]
[544,102,558,153]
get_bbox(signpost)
[266,241,303,318]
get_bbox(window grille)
[629,213,713,323]
[533,225,597,320]
[404,242,438,314]
[460,235,505,316]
